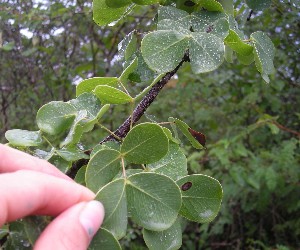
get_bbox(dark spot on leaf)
[188,127,206,147]
[184,0,196,7]
[181,182,192,191]
[206,25,214,33]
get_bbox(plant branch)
[66,53,189,178]
[100,52,190,144]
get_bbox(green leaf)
[121,123,169,164]
[217,0,234,15]
[162,127,180,144]
[157,6,190,31]
[69,93,101,120]
[76,77,119,96]
[56,147,89,162]
[89,228,121,250]
[170,117,204,149]
[5,130,43,147]
[177,174,223,223]
[132,0,159,5]
[224,30,253,56]
[94,85,133,104]
[119,57,138,84]
[49,155,72,173]
[86,149,121,192]
[118,30,137,62]
[59,110,87,148]
[105,0,132,8]
[74,165,87,185]
[148,143,187,181]
[95,178,127,239]
[195,0,224,12]
[23,216,48,246]
[141,30,189,73]
[132,52,156,84]
[251,31,275,83]
[191,11,229,39]
[143,217,182,250]
[245,0,271,11]
[224,45,233,63]
[70,93,110,133]
[189,33,224,74]
[36,101,77,135]
[93,0,134,26]
[236,52,254,65]
[126,173,182,231]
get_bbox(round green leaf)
[191,12,229,39]
[189,33,224,74]
[5,129,43,147]
[157,6,190,31]
[89,228,121,250]
[148,143,187,181]
[177,174,223,223]
[94,85,133,104]
[126,173,182,231]
[69,93,101,120]
[121,123,169,164]
[86,149,121,192]
[251,31,275,83]
[141,30,189,73]
[95,178,127,239]
[143,217,182,250]
[93,0,133,26]
[76,77,119,96]
[36,101,77,135]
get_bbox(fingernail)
[79,201,105,238]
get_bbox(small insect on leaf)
[181,181,192,191]
[188,128,206,147]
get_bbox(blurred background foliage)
[0,0,299,249]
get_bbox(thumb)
[34,201,105,250]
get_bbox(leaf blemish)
[206,25,214,33]
[181,181,192,191]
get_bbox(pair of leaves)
[85,123,169,192]
[94,173,181,237]
[141,6,228,74]
[92,173,222,249]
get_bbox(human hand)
[0,144,105,250]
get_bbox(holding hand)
[0,144,104,250]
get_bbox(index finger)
[0,144,72,181]
[0,170,95,226]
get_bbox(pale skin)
[0,144,105,250]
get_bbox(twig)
[100,52,190,144]
[66,53,190,178]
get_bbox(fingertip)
[79,201,105,238]
[34,201,105,250]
